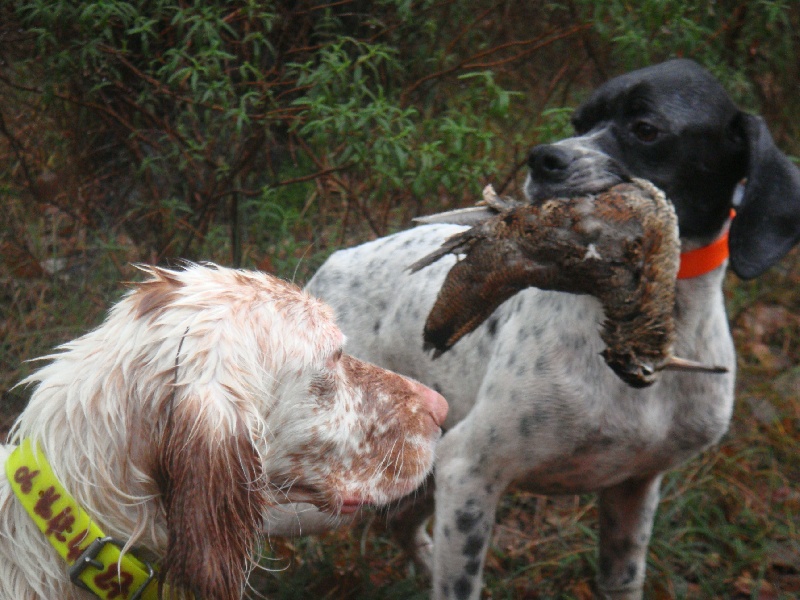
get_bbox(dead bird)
[409,178,728,388]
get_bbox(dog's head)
[132,264,446,597]
[525,59,800,279]
[15,264,445,600]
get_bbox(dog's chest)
[454,288,736,494]
[514,395,728,495]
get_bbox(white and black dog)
[304,59,800,599]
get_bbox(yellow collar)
[5,439,161,600]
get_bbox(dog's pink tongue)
[339,500,363,514]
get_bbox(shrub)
[1,0,529,269]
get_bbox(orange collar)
[677,210,735,279]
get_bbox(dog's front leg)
[431,430,503,600]
[596,474,663,600]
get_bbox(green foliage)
[8,0,289,261]
[534,107,575,145]
[3,0,524,268]
[290,38,423,185]
[573,0,799,116]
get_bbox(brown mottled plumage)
[410,178,727,387]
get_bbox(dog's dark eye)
[632,121,659,142]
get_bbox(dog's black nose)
[528,145,573,181]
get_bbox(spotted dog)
[307,59,800,599]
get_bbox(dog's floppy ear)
[157,387,266,600]
[729,114,800,279]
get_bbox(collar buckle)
[69,536,155,600]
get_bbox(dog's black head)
[526,59,800,279]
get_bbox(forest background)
[1,1,798,598]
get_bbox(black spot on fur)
[486,315,499,338]
[463,534,484,558]
[488,427,499,444]
[373,320,381,333]
[519,414,535,438]
[455,505,483,534]
[511,395,544,436]
[465,559,480,576]
[568,334,588,351]
[468,454,488,476]
[675,429,712,452]
[454,576,472,600]
[623,562,638,584]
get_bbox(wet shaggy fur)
[0,264,446,600]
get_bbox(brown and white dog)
[0,264,447,600]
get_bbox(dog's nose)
[414,383,448,427]
[528,145,573,181]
